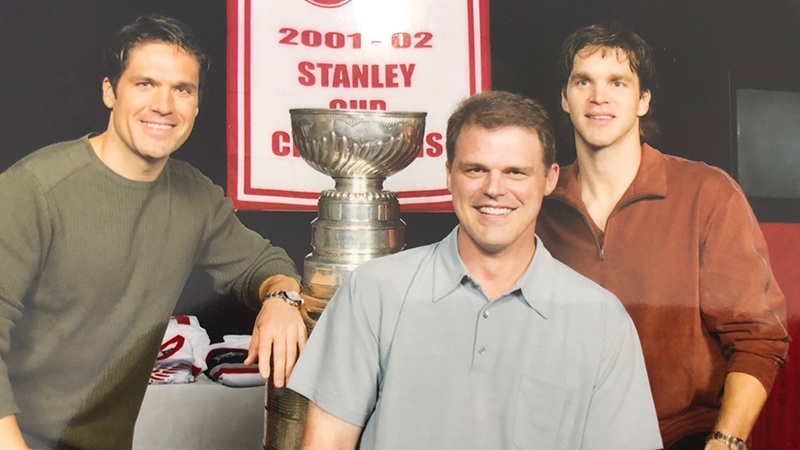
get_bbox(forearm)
[706,372,768,449]
[199,182,300,307]
[300,402,362,450]
[0,415,29,450]
[233,254,300,310]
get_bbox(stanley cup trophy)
[264,109,427,450]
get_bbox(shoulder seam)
[18,141,96,195]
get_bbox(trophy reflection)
[264,109,427,450]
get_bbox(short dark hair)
[103,15,210,101]
[446,91,557,170]
[558,22,659,142]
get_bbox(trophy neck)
[333,177,385,193]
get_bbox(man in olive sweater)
[0,15,306,450]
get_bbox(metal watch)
[262,290,304,307]
[706,431,747,450]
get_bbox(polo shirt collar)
[516,241,556,319]
[431,227,470,302]
[550,144,668,206]
[430,226,556,319]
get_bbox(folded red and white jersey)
[150,315,211,385]
[205,335,265,387]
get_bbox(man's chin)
[135,142,181,162]
[474,238,513,256]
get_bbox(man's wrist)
[257,274,301,303]
[706,431,747,450]
[262,290,304,307]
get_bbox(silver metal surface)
[290,109,426,181]
[265,109,426,450]
[264,387,308,450]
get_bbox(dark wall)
[1,0,797,337]
[0,0,459,339]
[493,0,800,168]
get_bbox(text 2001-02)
[279,28,434,50]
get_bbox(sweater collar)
[550,143,668,207]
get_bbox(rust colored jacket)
[537,144,789,447]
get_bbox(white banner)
[227,0,491,211]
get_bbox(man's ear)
[445,161,452,193]
[561,89,570,114]
[544,163,560,196]
[102,78,116,109]
[638,90,652,117]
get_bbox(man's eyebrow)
[456,161,485,169]
[505,164,534,172]
[174,81,199,91]
[610,72,636,81]
[457,161,534,172]
[129,75,156,83]
[569,71,590,81]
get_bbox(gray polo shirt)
[289,227,661,450]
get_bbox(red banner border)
[227,0,489,212]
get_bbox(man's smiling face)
[102,41,200,170]
[447,125,559,258]
[561,46,651,152]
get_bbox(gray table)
[133,376,265,450]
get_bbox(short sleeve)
[582,313,663,450]
[288,270,381,427]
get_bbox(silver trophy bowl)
[290,109,427,182]
[265,109,426,450]
[290,108,427,310]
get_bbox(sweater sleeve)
[699,179,790,394]
[0,166,52,419]
[194,180,300,311]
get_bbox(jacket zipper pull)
[599,243,605,261]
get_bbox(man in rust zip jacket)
[537,22,789,450]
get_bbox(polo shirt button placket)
[474,303,491,368]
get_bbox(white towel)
[150,315,210,385]
[205,335,265,387]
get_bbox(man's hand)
[703,372,767,450]
[704,440,731,450]
[0,415,30,450]
[244,275,307,388]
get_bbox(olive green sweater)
[0,137,299,449]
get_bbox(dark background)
[1,0,798,339]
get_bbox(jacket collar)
[550,144,668,208]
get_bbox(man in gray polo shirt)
[288,91,662,450]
